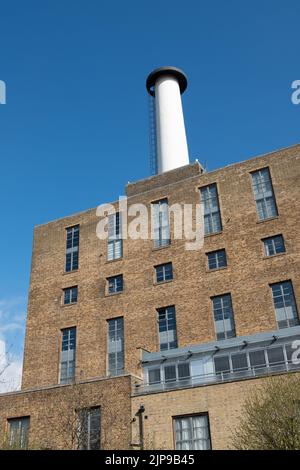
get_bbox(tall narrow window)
[157,306,177,351]
[78,407,101,450]
[212,294,236,340]
[251,168,278,220]
[200,184,222,235]
[65,225,79,272]
[107,317,124,376]
[107,212,122,261]
[271,281,299,329]
[8,417,30,449]
[263,235,285,257]
[152,198,170,248]
[60,327,76,384]
[174,414,211,450]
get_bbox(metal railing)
[133,360,300,395]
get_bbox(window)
[78,407,101,450]
[155,263,173,283]
[60,327,76,384]
[107,212,122,261]
[107,275,123,294]
[107,317,124,376]
[65,225,79,272]
[267,347,285,366]
[271,281,299,329]
[214,356,230,375]
[249,350,266,370]
[148,368,161,384]
[251,168,278,220]
[152,198,170,248]
[263,235,285,257]
[207,249,227,270]
[174,415,211,450]
[8,417,30,449]
[231,353,248,372]
[164,365,176,382]
[157,306,177,351]
[200,184,222,235]
[212,294,236,340]
[63,286,78,305]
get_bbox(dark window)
[212,294,236,340]
[107,317,124,376]
[60,327,76,384]
[251,168,278,220]
[78,407,101,450]
[271,281,299,329]
[107,275,123,294]
[267,346,285,366]
[164,365,176,383]
[157,306,178,351]
[249,350,266,369]
[155,263,173,283]
[152,199,170,248]
[65,225,79,272]
[200,184,222,235]
[178,363,190,379]
[263,235,285,257]
[207,249,227,270]
[231,353,248,372]
[148,368,161,384]
[214,356,230,375]
[175,414,211,450]
[63,286,78,305]
[8,417,30,449]
[107,213,122,261]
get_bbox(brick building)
[0,68,300,450]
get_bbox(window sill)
[256,216,279,224]
[263,252,286,260]
[61,303,78,309]
[152,243,171,252]
[206,266,228,273]
[63,269,79,275]
[154,279,174,286]
[105,258,123,264]
[105,290,124,297]
[204,231,223,239]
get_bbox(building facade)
[0,143,300,450]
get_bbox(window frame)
[65,225,80,273]
[199,183,222,236]
[63,286,78,306]
[270,280,299,329]
[107,316,125,376]
[7,416,30,450]
[173,413,212,451]
[211,293,236,341]
[59,327,77,384]
[250,167,278,221]
[206,249,227,271]
[262,234,286,257]
[154,262,174,284]
[157,305,178,351]
[107,212,123,261]
[151,198,171,249]
[106,274,124,295]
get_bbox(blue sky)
[0,0,299,387]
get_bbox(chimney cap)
[146,66,188,96]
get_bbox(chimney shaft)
[146,66,190,174]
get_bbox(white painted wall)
[154,75,189,173]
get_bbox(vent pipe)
[146,66,190,174]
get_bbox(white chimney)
[146,66,190,174]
